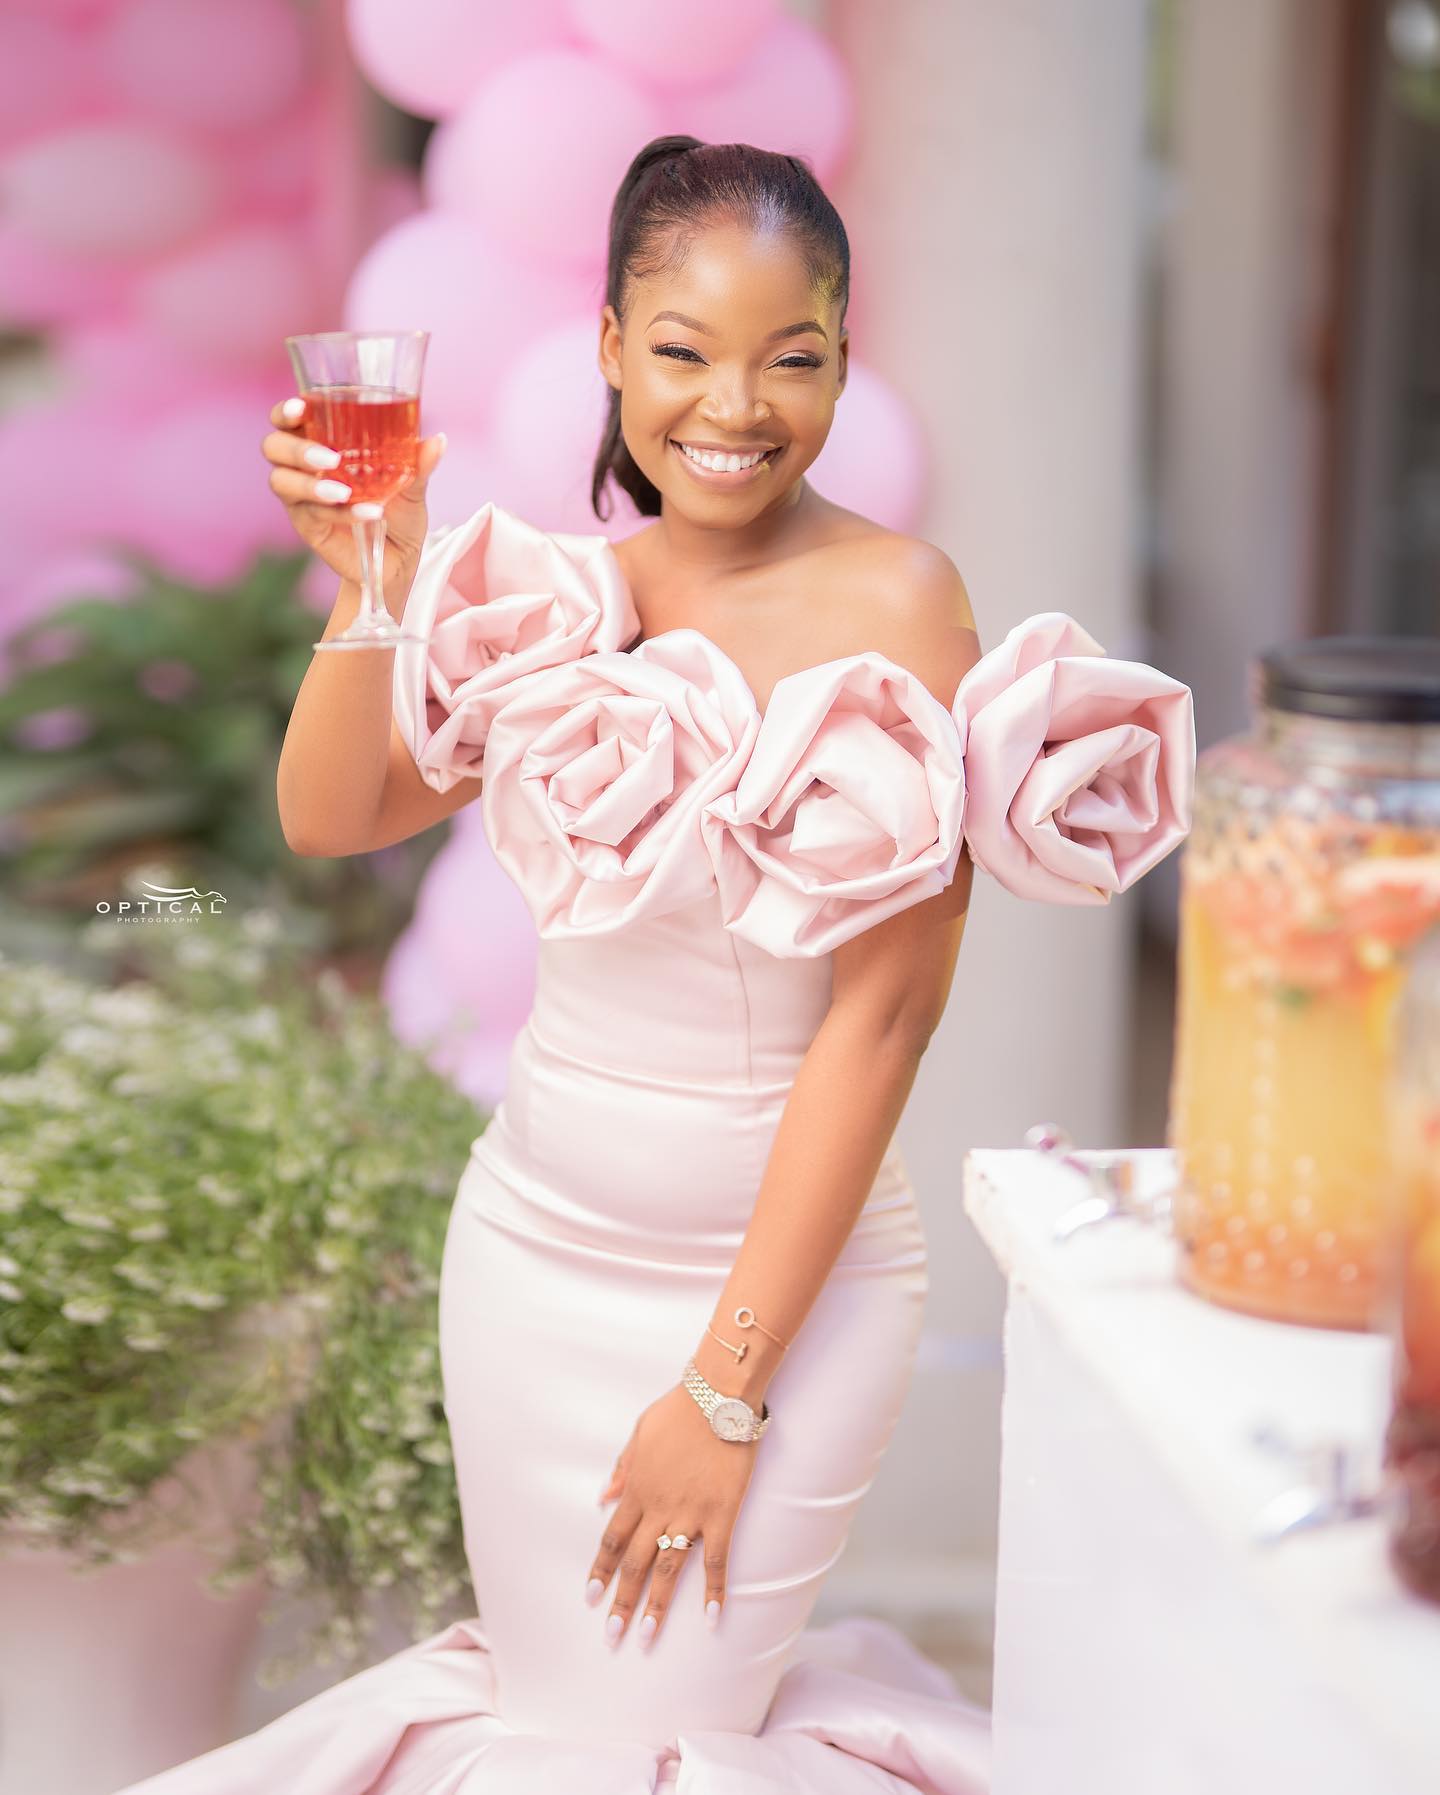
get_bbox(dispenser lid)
[1257,637,1440,723]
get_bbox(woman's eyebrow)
[647,310,828,343]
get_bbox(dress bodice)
[392,503,1197,959]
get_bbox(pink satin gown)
[111,504,1193,1794]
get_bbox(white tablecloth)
[963,1146,1439,1795]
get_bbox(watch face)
[710,1397,755,1441]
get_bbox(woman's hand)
[584,1382,760,1649]
[260,394,447,608]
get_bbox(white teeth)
[677,442,769,473]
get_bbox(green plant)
[0,908,488,1681]
[0,548,445,967]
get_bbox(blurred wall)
[820,0,1151,1619]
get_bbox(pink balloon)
[5,0,120,17]
[381,807,538,1110]
[347,0,572,121]
[55,321,214,404]
[344,210,597,424]
[0,223,132,329]
[808,361,927,533]
[420,433,544,535]
[99,0,308,133]
[0,396,137,564]
[122,389,300,584]
[660,16,853,185]
[430,50,661,271]
[488,315,623,534]
[565,0,776,89]
[225,106,323,217]
[0,17,100,151]
[2,123,221,259]
[135,221,326,371]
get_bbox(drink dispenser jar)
[1169,638,1440,1330]
[1385,922,1440,1604]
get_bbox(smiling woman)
[127,137,1009,1795]
[591,136,851,526]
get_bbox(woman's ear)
[835,325,849,399]
[598,305,623,391]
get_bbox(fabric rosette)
[701,653,968,957]
[479,628,760,937]
[391,502,640,794]
[953,611,1195,904]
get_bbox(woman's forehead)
[630,225,836,330]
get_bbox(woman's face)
[598,221,847,526]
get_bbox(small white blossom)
[61,1297,112,1325]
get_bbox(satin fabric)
[110,507,1192,1793]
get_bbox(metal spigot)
[1024,1123,1174,1242]
[1247,1420,1398,1544]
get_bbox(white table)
[964,1146,1440,1795]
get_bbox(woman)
[116,138,1191,1794]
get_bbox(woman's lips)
[669,438,782,487]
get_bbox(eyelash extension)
[650,344,824,370]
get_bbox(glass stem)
[351,511,390,627]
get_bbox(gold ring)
[656,1532,693,1550]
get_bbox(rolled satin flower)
[953,611,1196,904]
[391,502,640,795]
[480,629,761,937]
[702,653,968,957]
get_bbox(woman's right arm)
[277,577,483,858]
[263,395,471,857]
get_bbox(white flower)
[61,1297,112,1325]
[168,1285,226,1310]
[127,1222,168,1243]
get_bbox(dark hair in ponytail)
[590,136,850,521]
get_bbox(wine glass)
[283,329,429,651]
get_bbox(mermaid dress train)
[110,504,1193,1794]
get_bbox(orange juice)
[1169,639,1440,1330]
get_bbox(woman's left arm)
[584,550,981,1653]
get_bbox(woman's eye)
[649,344,824,370]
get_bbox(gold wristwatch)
[682,1357,772,1442]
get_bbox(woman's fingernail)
[351,501,383,521]
[705,1600,721,1631]
[303,443,341,470]
[585,1577,604,1606]
[434,431,447,456]
[313,479,351,503]
[605,1613,624,1646]
[638,1614,657,1646]
[281,397,305,423]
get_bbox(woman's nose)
[699,378,770,431]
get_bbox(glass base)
[313,621,426,650]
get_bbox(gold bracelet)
[705,1304,791,1365]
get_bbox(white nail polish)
[303,443,341,470]
[435,431,448,455]
[313,479,351,503]
[584,1577,604,1606]
[605,1613,624,1646]
[638,1614,657,1645]
[351,502,383,521]
[705,1600,721,1631]
[281,397,305,423]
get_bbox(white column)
[823,0,1150,1589]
